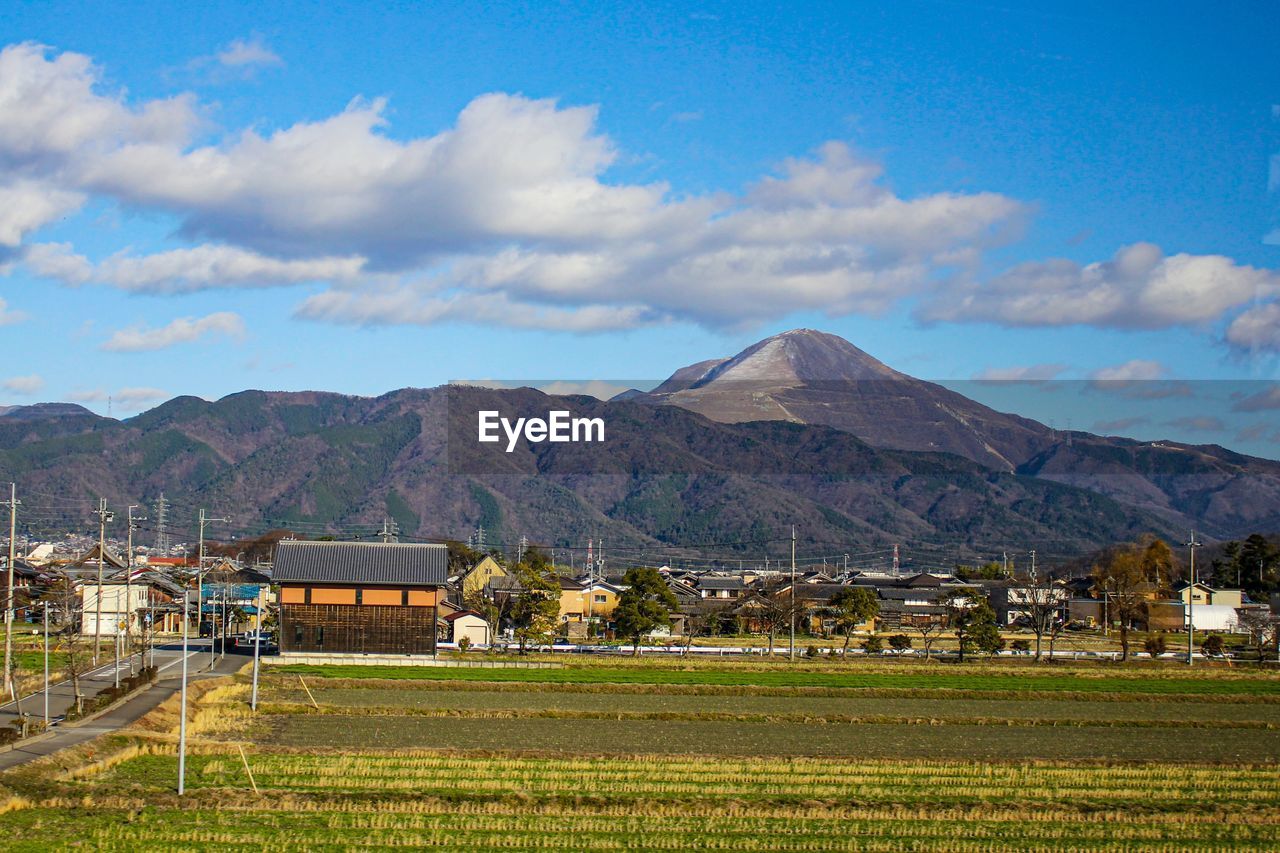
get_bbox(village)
[3,527,1276,689]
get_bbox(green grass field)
[1,657,1277,850]
[273,660,1280,695]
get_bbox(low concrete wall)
[264,653,563,669]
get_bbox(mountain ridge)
[2,329,1278,546]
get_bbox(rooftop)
[274,540,448,586]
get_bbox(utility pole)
[789,525,797,661]
[92,498,114,665]
[42,604,49,727]
[2,483,19,700]
[892,543,900,575]
[126,505,144,676]
[198,509,230,667]
[379,518,399,544]
[1030,550,1037,582]
[178,588,189,796]
[1185,532,1201,666]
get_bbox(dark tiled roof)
[876,588,947,601]
[697,576,746,590]
[274,540,447,586]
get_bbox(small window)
[355,589,363,605]
[317,626,325,648]
[294,625,303,645]
[594,594,607,603]
[402,589,409,606]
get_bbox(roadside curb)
[0,677,161,758]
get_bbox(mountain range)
[1,329,1276,565]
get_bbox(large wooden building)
[275,540,448,656]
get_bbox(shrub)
[1144,635,1167,657]
[1201,634,1225,657]
[861,636,883,655]
[1011,639,1031,654]
[888,634,912,653]
[805,645,818,659]
[458,636,472,654]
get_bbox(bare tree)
[1018,571,1064,662]
[1092,544,1149,662]
[1238,610,1280,661]
[42,571,89,715]
[463,590,507,648]
[917,618,946,661]
[680,601,720,656]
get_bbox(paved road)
[0,640,247,772]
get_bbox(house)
[275,540,448,657]
[445,610,491,646]
[1172,582,1214,608]
[557,576,623,636]
[203,559,274,633]
[556,576,587,623]
[0,558,42,621]
[1172,583,1243,609]
[695,576,746,600]
[874,587,948,631]
[459,555,508,600]
[80,577,150,637]
[771,583,874,636]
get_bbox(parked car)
[232,632,277,654]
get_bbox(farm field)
[260,682,1280,723]
[272,659,1280,695]
[0,659,1277,850]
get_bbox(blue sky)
[1,1,1278,452]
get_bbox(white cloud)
[1232,385,1280,412]
[101,311,245,352]
[1164,415,1226,433]
[0,297,27,325]
[1086,359,1193,400]
[972,363,1068,381]
[0,43,198,175]
[296,288,660,333]
[27,242,364,293]
[1088,359,1166,382]
[919,242,1280,330]
[216,35,282,69]
[2,41,1273,343]
[2,43,1025,331]
[1225,303,1280,352]
[1093,416,1149,433]
[68,386,168,409]
[0,180,83,247]
[2,374,43,394]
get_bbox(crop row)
[103,751,1279,807]
[253,698,1279,730]
[271,664,1280,695]
[7,805,1278,851]
[256,673,1280,704]
[258,683,1280,718]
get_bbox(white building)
[80,582,150,637]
